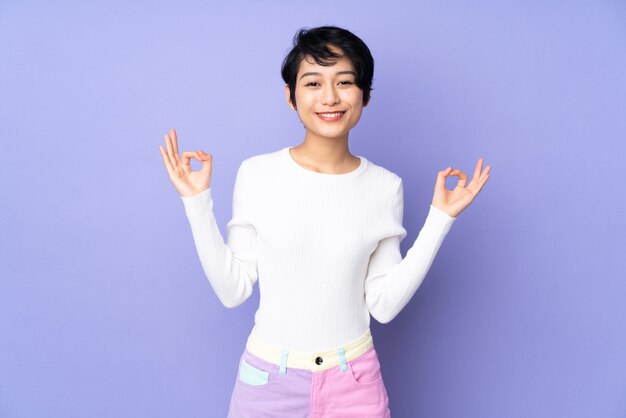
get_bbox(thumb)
[199,151,212,172]
[435,166,452,190]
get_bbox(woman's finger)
[170,128,183,165]
[472,158,483,181]
[451,169,468,189]
[164,134,178,169]
[159,145,175,175]
[468,170,490,195]
[181,151,202,167]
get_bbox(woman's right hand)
[159,128,213,198]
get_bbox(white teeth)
[319,112,343,117]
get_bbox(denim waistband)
[244,328,374,373]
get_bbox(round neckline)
[282,146,368,179]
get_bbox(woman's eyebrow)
[299,70,356,80]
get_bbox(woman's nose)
[321,84,340,105]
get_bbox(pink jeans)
[227,344,391,417]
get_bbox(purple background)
[1,1,625,417]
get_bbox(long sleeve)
[364,178,456,324]
[179,160,259,308]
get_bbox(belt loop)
[337,347,347,372]
[279,349,289,375]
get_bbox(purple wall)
[1,1,625,417]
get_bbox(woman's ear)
[285,84,296,110]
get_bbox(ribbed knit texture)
[180,146,456,352]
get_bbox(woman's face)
[285,46,367,142]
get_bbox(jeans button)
[315,356,323,365]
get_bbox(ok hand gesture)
[159,128,213,198]
[431,158,491,218]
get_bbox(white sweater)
[180,146,456,352]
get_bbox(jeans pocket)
[347,347,383,386]
[238,358,271,386]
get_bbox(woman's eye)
[305,81,353,87]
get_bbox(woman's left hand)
[431,158,491,218]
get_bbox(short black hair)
[281,26,374,109]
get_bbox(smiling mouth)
[316,111,346,121]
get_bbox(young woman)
[159,25,490,418]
